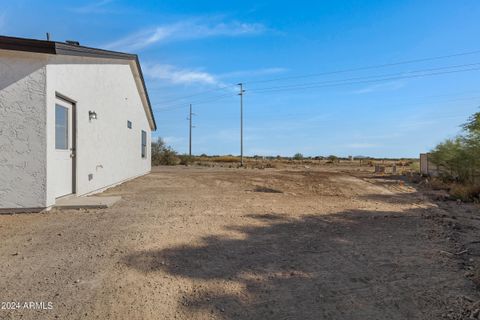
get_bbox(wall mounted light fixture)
[89,111,97,120]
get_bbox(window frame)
[55,104,69,150]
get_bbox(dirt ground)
[1,166,480,319]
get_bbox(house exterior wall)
[0,51,48,209]
[45,56,152,207]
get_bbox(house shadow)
[123,207,469,319]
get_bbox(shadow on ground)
[123,207,468,319]
[357,192,426,205]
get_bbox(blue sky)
[2,0,480,157]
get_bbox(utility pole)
[187,104,195,157]
[238,83,245,166]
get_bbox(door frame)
[55,92,77,195]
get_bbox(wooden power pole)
[187,104,195,157]
[238,83,245,166]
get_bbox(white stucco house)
[0,35,157,212]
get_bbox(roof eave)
[0,35,157,131]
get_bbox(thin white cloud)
[195,129,239,144]
[396,114,465,131]
[345,143,380,148]
[219,67,287,79]
[163,136,185,144]
[103,19,266,51]
[397,119,438,129]
[352,81,405,94]
[350,132,403,140]
[144,64,219,86]
[70,0,114,13]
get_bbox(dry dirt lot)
[1,166,480,319]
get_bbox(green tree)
[293,153,304,160]
[430,138,470,181]
[464,111,480,181]
[151,137,178,166]
[327,155,338,162]
[463,111,480,134]
[430,110,480,183]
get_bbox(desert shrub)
[178,154,194,166]
[293,153,304,160]
[409,161,420,172]
[212,156,239,163]
[449,184,480,202]
[327,155,339,163]
[397,160,413,166]
[430,110,480,184]
[429,177,450,191]
[151,137,179,166]
[429,138,472,182]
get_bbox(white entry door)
[54,98,74,198]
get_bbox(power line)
[155,62,480,112]
[153,65,480,113]
[204,95,480,121]
[244,49,480,85]
[247,62,480,93]
[248,66,480,94]
[150,49,480,108]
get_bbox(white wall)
[0,51,48,209]
[45,56,152,207]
